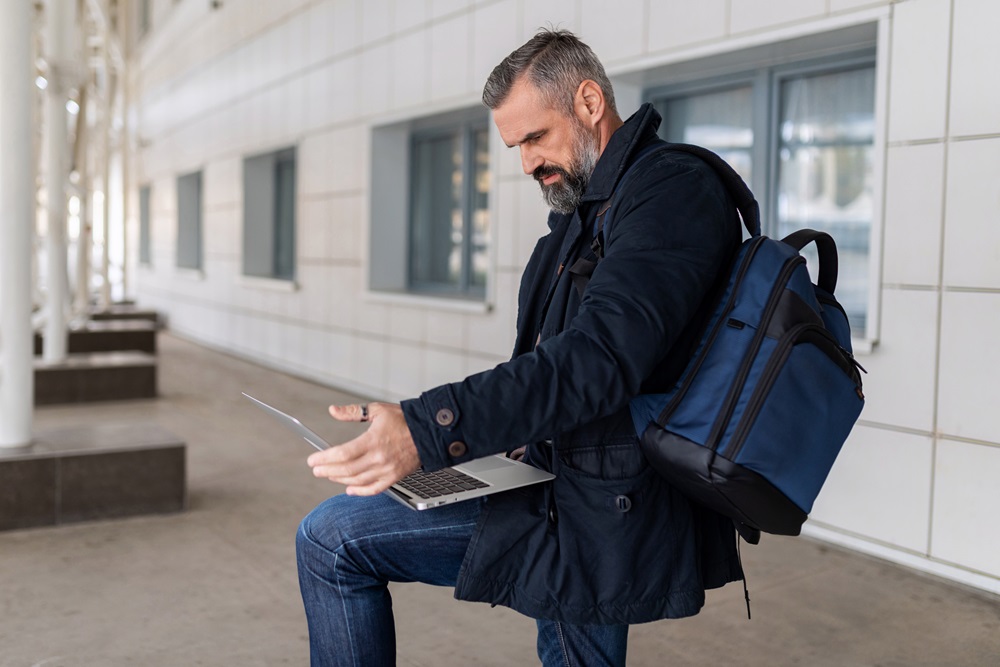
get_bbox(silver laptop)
[243,393,554,510]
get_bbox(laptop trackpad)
[459,456,516,474]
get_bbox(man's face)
[493,77,600,214]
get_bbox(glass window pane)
[410,132,463,289]
[657,86,754,185]
[776,66,875,333]
[176,171,202,270]
[274,154,296,281]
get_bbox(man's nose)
[520,147,542,176]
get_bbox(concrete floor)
[2,333,999,666]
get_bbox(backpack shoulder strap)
[569,142,761,296]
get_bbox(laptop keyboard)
[396,467,490,499]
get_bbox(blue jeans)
[296,493,628,667]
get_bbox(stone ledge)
[90,304,161,325]
[35,320,158,355]
[0,424,186,531]
[34,351,157,405]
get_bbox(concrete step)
[0,423,185,531]
[34,351,157,405]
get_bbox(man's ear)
[574,79,605,128]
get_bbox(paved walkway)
[2,333,998,666]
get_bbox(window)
[243,147,296,282]
[139,184,151,266]
[176,171,202,270]
[138,0,151,37]
[370,107,492,301]
[649,51,876,337]
[409,123,490,296]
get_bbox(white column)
[0,0,36,447]
[42,0,79,363]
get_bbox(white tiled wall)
[886,0,951,143]
[647,0,728,52]
[810,426,932,553]
[729,0,827,34]
[881,143,945,287]
[858,289,937,432]
[133,0,1000,593]
[949,0,1000,138]
[932,440,1000,576]
[942,137,1000,290]
[937,291,1000,444]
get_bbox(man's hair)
[482,29,617,116]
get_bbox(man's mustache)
[533,165,569,184]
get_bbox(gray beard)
[538,128,600,215]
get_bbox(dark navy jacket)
[401,104,744,624]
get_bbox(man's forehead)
[493,78,560,146]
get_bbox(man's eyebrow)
[506,129,545,148]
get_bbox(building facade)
[129,0,1000,596]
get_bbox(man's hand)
[307,402,421,496]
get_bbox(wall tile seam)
[136,2,494,131]
[136,1,318,98]
[182,334,388,399]
[879,284,941,292]
[300,189,366,201]
[140,117,373,175]
[926,0,958,558]
[940,286,1000,295]
[886,138,947,148]
[855,420,935,439]
[852,426,1000,452]
[803,520,932,558]
[138,286,484,354]
[935,435,1000,451]
[297,258,363,267]
[887,133,1000,148]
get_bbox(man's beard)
[533,124,600,215]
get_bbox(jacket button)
[435,408,455,426]
[447,441,467,457]
[614,495,632,513]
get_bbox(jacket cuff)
[401,383,471,472]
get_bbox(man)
[297,30,744,667]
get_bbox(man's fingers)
[329,403,372,423]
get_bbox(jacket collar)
[579,103,662,203]
[542,103,662,231]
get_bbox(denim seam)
[556,621,572,667]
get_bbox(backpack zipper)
[723,323,864,461]
[702,254,805,452]
[655,236,767,425]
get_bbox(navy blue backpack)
[619,143,866,540]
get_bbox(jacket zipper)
[724,322,865,460]
[702,254,805,452]
[656,235,767,425]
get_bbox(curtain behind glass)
[658,86,754,185]
[410,132,463,290]
[777,66,875,332]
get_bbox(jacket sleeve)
[401,155,738,471]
